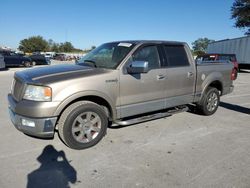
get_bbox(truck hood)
[15,64,109,84]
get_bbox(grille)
[12,78,24,101]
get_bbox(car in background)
[53,53,66,61]
[0,54,5,69]
[0,50,32,67]
[196,53,239,79]
[29,54,51,65]
[44,52,55,59]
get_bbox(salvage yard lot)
[0,62,250,188]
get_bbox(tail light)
[231,68,237,80]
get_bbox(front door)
[119,45,167,118]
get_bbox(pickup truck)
[8,40,235,149]
[0,51,33,67]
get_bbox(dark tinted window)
[132,46,160,69]
[218,55,230,61]
[218,55,236,62]
[164,45,189,67]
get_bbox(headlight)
[23,85,52,101]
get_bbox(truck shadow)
[26,145,78,188]
[219,102,250,115]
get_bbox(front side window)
[77,42,135,69]
[131,45,160,69]
[164,45,189,67]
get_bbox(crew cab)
[0,51,33,67]
[8,41,235,149]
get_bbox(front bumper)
[8,108,57,138]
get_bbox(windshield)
[77,42,135,69]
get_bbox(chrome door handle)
[188,72,194,77]
[157,75,165,80]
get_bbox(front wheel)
[197,87,220,115]
[58,101,108,150]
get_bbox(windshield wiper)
[83,60,97,68]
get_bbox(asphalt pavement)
[0,61,250,188]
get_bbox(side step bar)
[113,106,188,126]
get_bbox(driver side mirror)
[127,61,149,74]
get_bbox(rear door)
[161,44,196,107]
[119,44,167,118]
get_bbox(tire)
[32,61,36,66]
[197,87,220,116]
[58,101,108,150]
[24,61,31,67]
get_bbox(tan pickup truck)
[8,40,235,149]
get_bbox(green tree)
[192,38,215,56]
[231,0,250,35]
[51,43,59,52]
[58,42,74,52]
[19,36,49,53]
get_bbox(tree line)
[19,36,95,53]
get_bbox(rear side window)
[163,45,189,67]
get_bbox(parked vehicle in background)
[44,52,55,59]
[0,54,5,69]
[8,40,235,150]
[29,54,51,65]
[0,50,32,67]
[53,53,66,61]
[196,53,239,79]
[207,36,250,70]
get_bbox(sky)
[0,0,245,50]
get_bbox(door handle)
[157,75,165,80]
[188,72,194,77]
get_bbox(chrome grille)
[12,78,24,101]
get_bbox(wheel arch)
[54,91,116,121]
[202,80,223,97]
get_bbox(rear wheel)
[58,101,108,150]
[23,61,31,67]
[197,87,220,115]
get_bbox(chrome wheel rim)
[206,92,218,112]
[72,112,101,143]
